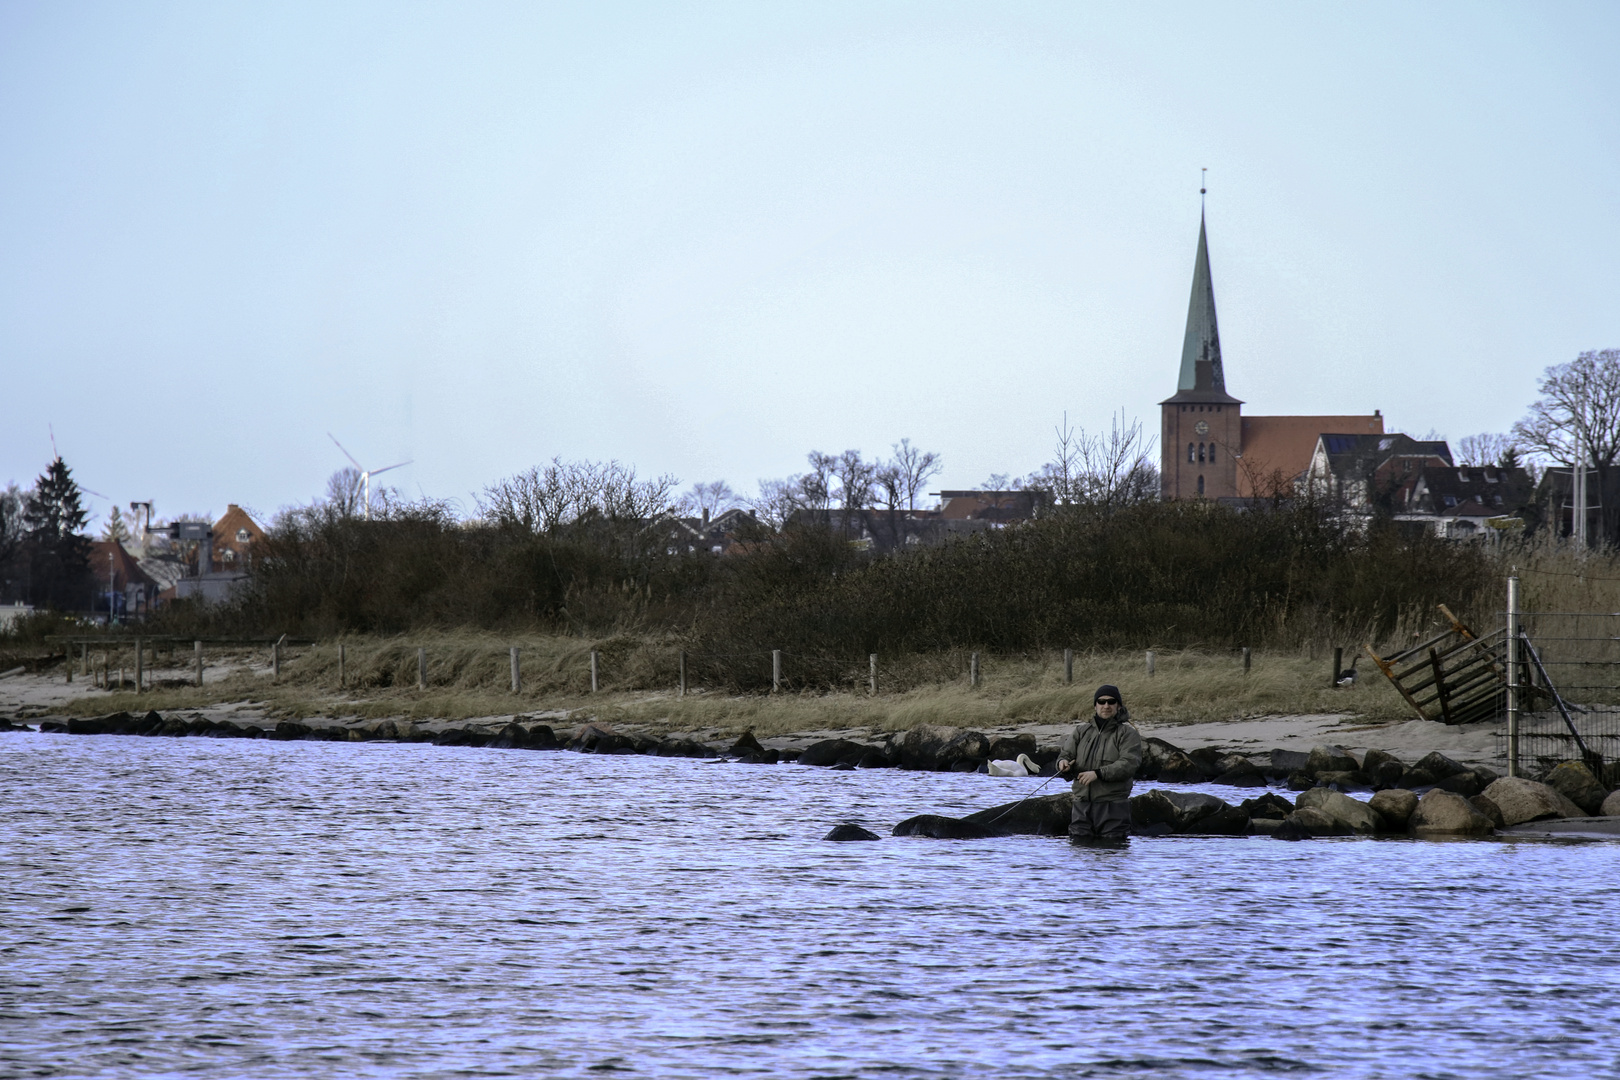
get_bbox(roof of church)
[1161,213,1241,406]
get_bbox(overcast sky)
[3,1,1616,527]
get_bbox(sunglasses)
[1096,698,1119,705]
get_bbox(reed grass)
[58,632,1407,736]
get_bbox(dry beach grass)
[47,633,1407,737]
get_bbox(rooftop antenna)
[328,433,411,521]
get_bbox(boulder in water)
[797,739,869,767]
[1368,789,1419,830]
[823,823,881,841]
[1412,751,1468,781]
[1314,770,1374,792]
[1213,759,1269,787]
[963,793,1071,836]
[1434,770,1487,798]
[936,730,991,771]
[1409,789,1495,838]
[988,734,1038,761]
[728,730,767,757]
[1128,789,1236,834]
[1479,777,1584,826]
[1295,788,1383,834]
[891,814,1004,840]
[1542,761,1609,815]
[1469,795,1506,828]
[898,726,949,770]
[1306,744,1359,776]
[1241,792,1295,819]
[1268,749,1311,778]
[1273,807,1348,840]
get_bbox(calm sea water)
[2,733,1617,1079]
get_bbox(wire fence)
[1502,610,1620,775]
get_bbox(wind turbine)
[328,434,411,520]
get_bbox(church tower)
[1160,212,1242,499]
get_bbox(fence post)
[195,640,204,687]
[679,650,687,698]
[135,637,144,694]
[417,647,425,691]
[510,646,520,693]
[590,650,599,693]
[338,642,345,689]
[272,640,282,681]
[1242,646,1251,674]
[65,641,73,683]
[82,642,89,677]
[970,651,980,688]
[1146,650,1155,676]
[1332,647,1343,688]
[869,654,877,696]
[1506,572,1520,778]
[1064,648,1073,685]
[772,650,781,693]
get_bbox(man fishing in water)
[1056,685,1142,843]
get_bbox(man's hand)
[1077,770,1099,785]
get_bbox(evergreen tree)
[22,457,93,610]
[101,505,132,544]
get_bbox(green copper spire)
[1177,212,1225,394]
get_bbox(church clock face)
[1194,420,1210,435]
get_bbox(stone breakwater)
[11,712,1620,841]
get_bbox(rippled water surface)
[3,733,1618,1079]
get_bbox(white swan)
[987,753,1040,777]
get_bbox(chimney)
[701,508,710,528]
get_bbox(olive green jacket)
[1059,712,1143,803]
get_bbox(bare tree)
[1455,433,1516,468]
[481,458,679,534]
[748,478,801,530]
[678,480,738,521]
[1513,348,1620,542]
[325,468,364,518]
[1030,411,1158,512]
[892,438,943,511]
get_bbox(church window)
[1197,475,1205,495]
[1188,443,1195,463]
[1209,444,1217,463]
[1198,443,1206,463]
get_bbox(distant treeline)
[143,496,1496,689]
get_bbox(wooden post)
[81,642,89,676]
[338,642,346,689]
[272,640,282,681]
[65,642,73,683]
[118,666,125,691]
[1242,646,1251,674]
[1332,647,1343,688]
[679,650,687,698]
[417,647,426,691]
[970,651,980,688]
[195,640,203,687]
[869,654,877,696]
[772,649,781,693]
[510,646,520,693]
[134,637,143,694]
[590,650,599,693]
[1063,648,1073,685]
[1146,650,1156,676]
[1506,573,1520,777]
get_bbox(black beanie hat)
[1094,684,1122,705]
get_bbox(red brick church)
[1160,213,1383,499]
